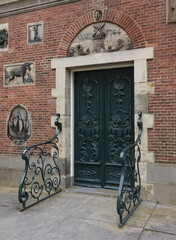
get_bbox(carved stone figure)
[0,29,8,49]
[5,62,34,86]
[107,39,124,52]
[33,25,39,41]
[93,10,103,22]
[28,22,43,44]
[68,44,90,57]
[7,105,31,145]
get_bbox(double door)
[74,67,134,189]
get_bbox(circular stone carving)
[7,105,31,145]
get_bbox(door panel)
[74,67,134,189]
[104,68,134,188]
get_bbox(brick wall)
[0,0,176,164]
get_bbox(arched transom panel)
[68,22,132,57]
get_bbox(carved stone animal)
[7,63,32,84]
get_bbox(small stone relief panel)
[0,23,8,51]
[28,21,43,44]
[7,105,31,145]
[167,0,176,22]
[4,62,35,86]
[68,22,132,57]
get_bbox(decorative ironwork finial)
[137,112,142,129]
[55,113,62,131]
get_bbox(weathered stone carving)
[7,105,31,145]
[108,39,124,52]
[167,0,176,22]
[92,23,106,52]
[68,22,132,57]
[93,10,103,22]
[4,62,35,86]
[0,23,8,50]
[68,44,90,57]
[0,29,8,48]
[28,21,43,44]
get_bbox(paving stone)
[43,217,143,240]
[145,204,176,235]
[0,207,69,240]
[139,230,176,240]
[28,191,95,216]
[0,186,176,240]
[0,204,18,218]
[0,193,19,206]
[126,201,157,228]
[0,193,20,218]
[70,195,118,224]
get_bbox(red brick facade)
[58,8,146,57]
[0,0,176,166]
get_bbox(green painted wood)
[74,67,134,189]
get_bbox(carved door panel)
[74,67,134,189]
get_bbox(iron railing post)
[117,112,143,227]
[18,113,62,211]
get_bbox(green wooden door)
[74,67,134,189]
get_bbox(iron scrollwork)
[18,114,62,211]
[117,112,143,227]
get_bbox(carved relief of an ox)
[5,62,34,85]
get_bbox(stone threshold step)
[64,185,117,198]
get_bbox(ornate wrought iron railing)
[117,112,143,227]
[18,114,62,211]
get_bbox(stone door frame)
[51,47,154,187]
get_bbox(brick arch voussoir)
[57,9,146,57]
[103,9,146,48]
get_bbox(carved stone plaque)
[7,105,31,145]
[68,22,132,57]
[0,23,8,51]
[167,0,176,22]
[4,62,35,86]
[28,21,43,44]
